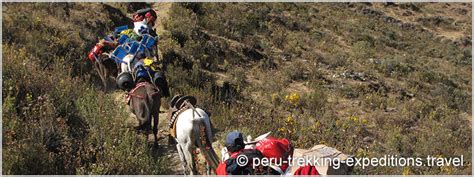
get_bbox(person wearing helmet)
[130,7,163,64]
[225,131,245,153]
[216,131,270,175]
[89,8,158,60]
[132,8,158,37]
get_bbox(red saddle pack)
[87,44,103,62]
[255,137,294,173]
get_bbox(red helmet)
[255,137,294,173]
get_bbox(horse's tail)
[192,113,219,171]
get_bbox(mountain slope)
[2,2,171,174]
[2,2,472,175]
[158,2,472,175]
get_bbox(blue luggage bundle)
[109,33,157,65]
[117,35,130,45]
[114,25,129,35]
[140,34,156,50]
[110,46,129,64]
[128,41,146,56]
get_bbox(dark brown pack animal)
[95,53,119,91]
[127,80,161,144]
[88,40,120,91]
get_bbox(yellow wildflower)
[349,115,359,122]
[278,127,286,132]
[402,167,410,176]
[362,119,368,124]
[285,92,301,106]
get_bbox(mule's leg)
[145,117,152,143]
[99,62,108,91]
[145,118,150,142]
[101,63,110,91]
[176,144,188,175]
[94,62,107,91]
[103,64,110,91]
[152,104,159,144]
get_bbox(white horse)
[174,107,220,175]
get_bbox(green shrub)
[352,40,376,60]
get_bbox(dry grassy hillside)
[159,2,472,175]
[2,2,170,174]
[2,2,472,175]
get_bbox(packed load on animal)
[86,8,169,96]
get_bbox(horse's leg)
[145,116,150,141]
[176,144,188,175]
[99,62,108,91]
[109,61,119,90]
[134,99,150,137]
[183,141,197,175]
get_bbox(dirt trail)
[122,3,173,136]
[115,3,186,174]
[113,89,185,174]
[115,3,227,174]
